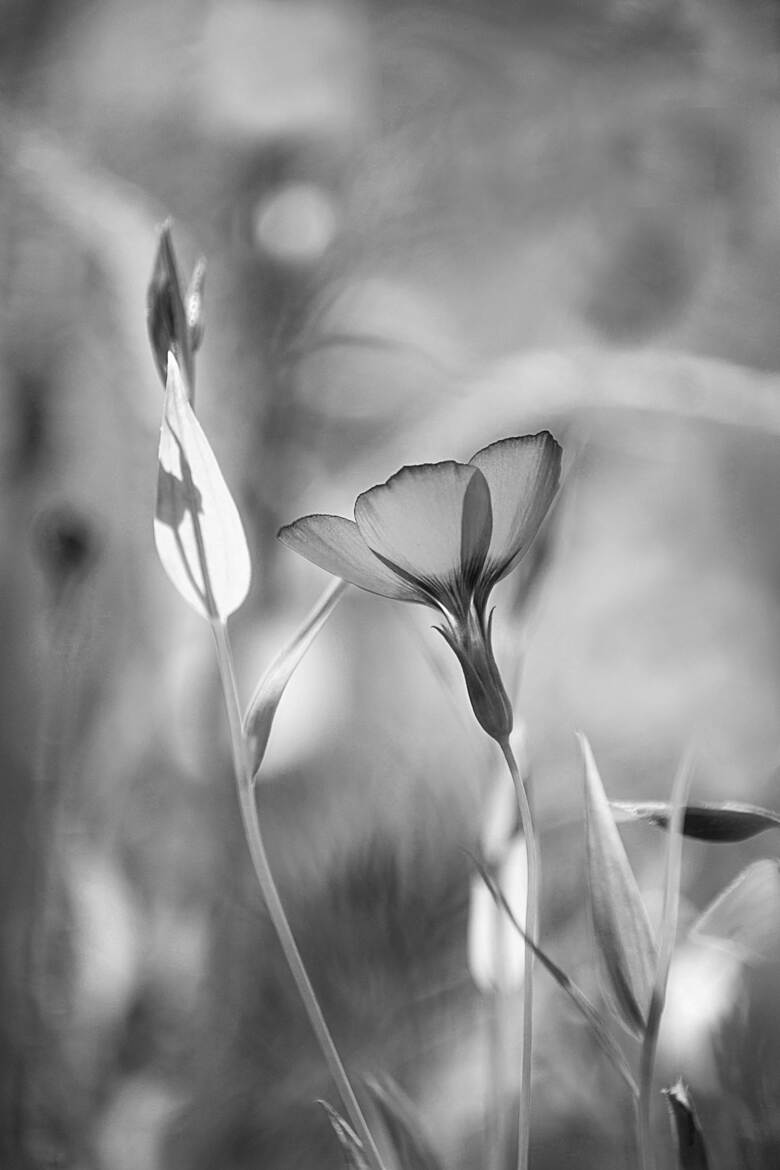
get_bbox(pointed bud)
[318,1101,370,1170]
[147,221,196,393]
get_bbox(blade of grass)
[212,619,387,1170]
[579,734,657,1039]
[638,749,695,1170]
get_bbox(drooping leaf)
[610,800,780,842]
[243,579,347,780]
[318,1100,370,1170]
[578,733,657,1038]
[663,1080,710,1170]
[689,859,780,964]
[154,354,251,620]
[363,1075,445,1170]
[474,858,638,1099]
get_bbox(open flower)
[278,432,561,741]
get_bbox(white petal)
[278,514,418,600]
[469,432,561,582]
[354,461,488,589]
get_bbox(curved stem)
[211,619,387,1170]
[499,737,539,1170]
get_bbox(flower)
[278,432,561,741]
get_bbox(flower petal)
[278,514,418,601]
[354,461,489,597]
[469,432,561,585]
[460,468,493,591]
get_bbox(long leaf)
[611,800,780,842]
[243,579,347,780]
[154,354,251,621]
[579,733,656,1038]
[689,859,780,964]
[663,1081,710,1170]
[638,752,694,1170]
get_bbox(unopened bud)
[147,221,197,395]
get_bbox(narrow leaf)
[363,1075,445,1170]
[689,859,780,964]
[578,733,657,1038]
[154,354,251,620]
[474,858,638,1099]
[663,1080,710,1170]
[243,579,347,780]
[610,800,780,842]
[638,752,695,1168]
[318,1100,370,1170]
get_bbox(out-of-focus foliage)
[4,1,780,1169]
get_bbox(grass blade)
[578,733,656,1038]
[638,750,695,1170]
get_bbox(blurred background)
[4,0,780,1166]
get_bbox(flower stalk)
[148,226,384,1170]
[498,735,539,1170]
[210,619,387,1170]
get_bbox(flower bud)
[437,607,513,743]
[147,221,197,394]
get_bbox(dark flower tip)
[147,221,203,394]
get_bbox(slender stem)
[210,619,387,1170]
[486,928,509,1170]
[499,737,539,1170]
[637,753,693,1170]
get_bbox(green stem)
[210,619,386,1170]
[637,753,692,1170]
[499,737,539,1170]
[486,939,509,1170]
